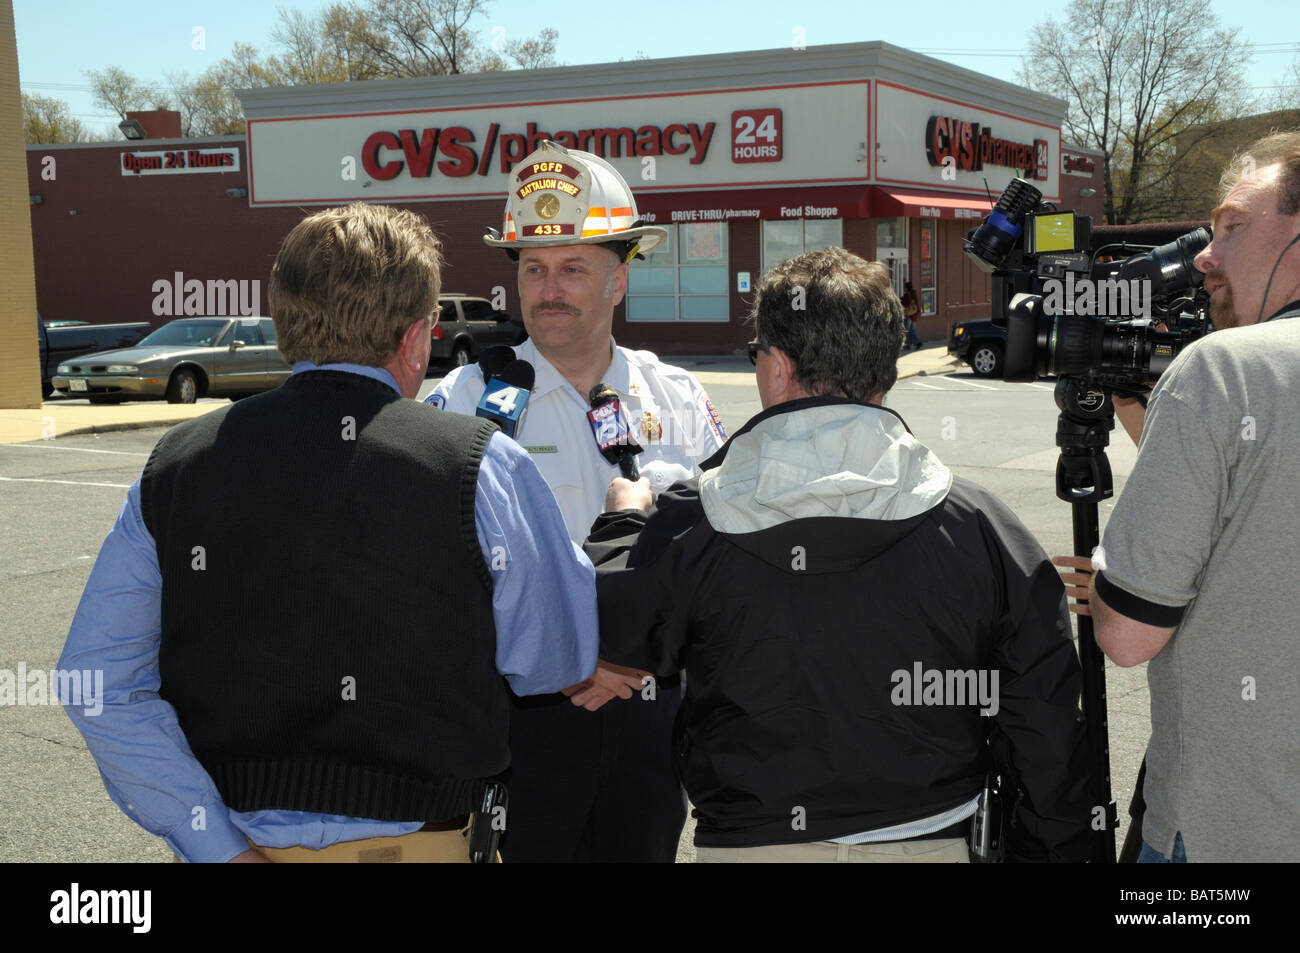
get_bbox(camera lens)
[1119,228,1210,299]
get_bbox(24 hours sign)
[120,148,241,176]
[731,109,782,163]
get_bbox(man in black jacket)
[585,247,1093,862]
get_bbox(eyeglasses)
[747,339,770,366]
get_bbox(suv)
[947,318,1006,378]
[429,294,526,371]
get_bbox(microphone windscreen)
[589,382,618,407]
[478,345,515,383]
[497,359,535,391]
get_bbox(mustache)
[531,300,580,316]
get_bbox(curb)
[53,419,204,438]
[898,354,959,380]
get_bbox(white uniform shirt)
[430,337,727,544]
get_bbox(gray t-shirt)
[1098,314,1300,862]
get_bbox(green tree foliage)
[22,93,91,144]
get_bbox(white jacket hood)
[699,400,952,537]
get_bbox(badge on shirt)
[702,396,727,442]
[424,393,445,409]
[639,411,663,443]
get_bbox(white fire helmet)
[483,140,667,262]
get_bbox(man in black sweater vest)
[59,204,618,862]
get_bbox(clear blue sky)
[15,0,1300,138]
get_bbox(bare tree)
[346,0,557,76]
[166,44,281,137]
[1020,0,1253,223]
[477,27,560,71]
[349,0,487,76]
[268,4,387,83]
[1262,55,1300,113]
[79,0,560,140]
[86,66,172,119]
[166,69,246,137]
[22,93,91,144]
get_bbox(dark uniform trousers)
[501,675,685,862]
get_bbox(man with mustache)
[429,141,727,862]
[1064,131,1300,862]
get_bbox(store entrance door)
[882,254,909,297]
[875,217,909,297]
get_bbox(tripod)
[1054,376,1119,863]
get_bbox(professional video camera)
[963,177,1212,391]
[961,178,1218,863]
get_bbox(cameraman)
[1069,131,1300,862]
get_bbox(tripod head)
[1055,376,1116,505]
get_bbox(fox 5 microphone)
[587,383,642,480]
[476,360,534,438]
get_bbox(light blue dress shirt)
[58,362,598,862]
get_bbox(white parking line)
[944,375,1000,390]
[2,444,149,456]
[900,378,1054,393]
[0,476,131,488]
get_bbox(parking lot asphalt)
[0,345,959,445]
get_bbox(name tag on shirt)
[524,445,559,454]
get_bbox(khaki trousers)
[695,837,970,863]
[176,824,500,863]
[254,826,476,863]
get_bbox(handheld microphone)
[587,382,642,481]
[476,359,534,438]
[477,345,515,383]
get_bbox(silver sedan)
[52,317,291,404]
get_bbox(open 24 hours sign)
[120,148,241,176]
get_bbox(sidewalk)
[674,342,958,387]
[0,401,220,445]
[897,342,960,378]
[0,345,960,445]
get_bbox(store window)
[761,219,843,276]
[919,218,937,315]
[627,223,730,322]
